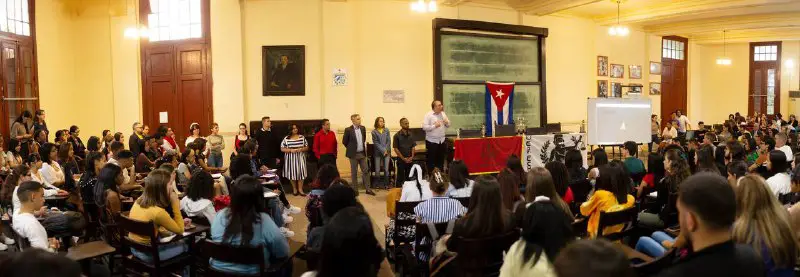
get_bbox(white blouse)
[39,161,65,189]
[400,180,433,202]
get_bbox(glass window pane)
[160,27,169,40]
[190,0,200,24]
[21,0,26,22]
[150,0,159,13]
[160,0,169,16]
[679,42,684,51]
[14,0,20,22]
[6,0,12,20]
[149,14,158,29]
[179,2,189,24]
[772,53,777,61]
[15,20,20,35]
[772,45,777,53]
[663,40,667,47]
[190,24,200,38]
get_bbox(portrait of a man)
[263,45,305,96]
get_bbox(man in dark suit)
[253,116,282,169]
[128,122,144,158]
[269,55,297,91]
[343,114,373,196]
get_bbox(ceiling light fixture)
[411,0,437,13]
[716,30,732,65]
[608,0,629,37]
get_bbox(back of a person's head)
[679,173,736,232]
[427,167,449,194]
[16,181,42,203]
[646,152,665,176]
[0,249,81,277]
[727,160,748,179]
[525,167,558,202]
[733,175,798,268]
[544,161,569,198]
[463,176,507,237]
[138,169,171,208]
[505,154,522,172]
[607,161,631,204]
[520,201,574,265]
[769,150,790,174]
[109,141,124,154]
[223,175,265,244]
[448,160,470,189]
[497,169,521,210]
[188,171,215,201]
[565,149,584,170]
[727,141,745,161]
[116,149,134,160]
[591,148,608,167]
[316,164,340,189]
[318,206,382,277]
[229,154,252,180]
[696,145,719,174]
[1,165,29,202]
[623,141,637,157]
[554,239,634,277]
[322,184,358,218]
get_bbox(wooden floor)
[284,189,394,277]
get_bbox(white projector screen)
[587,98,652,145]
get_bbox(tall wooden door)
[749,42,781,116]
[661,36,688,126]
[140,0,211,146]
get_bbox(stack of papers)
[211,173,223,179]
[264,191,278,198]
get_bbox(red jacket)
[313,130,337,159]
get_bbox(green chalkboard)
[441,33,539,82]
[443,84,541,134]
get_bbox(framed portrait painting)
[650,82,662,95]
[629,65,642,79]
[263,45,306,96]
[597,56,608,76]
[610,64,624,78]
[597,80,608,97]
[650,61,662,75]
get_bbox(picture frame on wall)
[263,45,306,96]
[610,64,624,78]
[629,83,643,94]
[611,82,622,97]
[629,65,642,79]
[650,61,662,75]
[650,82,662,95]
[597,80,608,97]
[597,56,609,76]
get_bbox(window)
[662,39,684,60]
[754,45,778,61]
[147,0,202,42]
[0,0,29,36]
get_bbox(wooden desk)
[66,241,117,276]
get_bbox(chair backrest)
[413,221,454,260]
[117,214,162,266]
[494,124,516,136]
[459,128,483,138]
[597,207,638,240]
[393,201,421,244]
[633,248,676,277]
[525,127,547,135]
[450,229,520,277]
[201,239,266,277]
[546,123,562,133]
[453,197,470,209]
[11,226,31,251]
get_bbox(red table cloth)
[453,136,522,174]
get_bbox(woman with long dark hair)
[78,152,106,205]
[504,155,527,190]
[5,138,21,168]
[94,164,124,220]
[10,110,32,158]
[639,149,690,229]
[68,126,86,159]
[588,148,608,180]
[32,110,47,140]
[399,164,432,202]
[210,175,289,275]
[86,136,101,153]
[580,164,635,237]
[765,150,791,197]
[38,143,65,189]
[185,123,202,148]
[564,149,586,183]
[637,153,665,198]
[544,161,574,204]
[500,201,574,276]
[158,126,179,153]
[498,168,523,212]
[451,176,513,241]
[312,207,383,277]
[447,160,473,197]
[695,145,720,175]
[307,164,340,234]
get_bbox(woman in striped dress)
[281,124,309,196]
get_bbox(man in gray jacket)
[342,114,373,195]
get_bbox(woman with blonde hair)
[733,175,797,277]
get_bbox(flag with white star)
[485,81,515,136]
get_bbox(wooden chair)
[117,214,194,276]
[632,248,676,277]
[597,207,639,241]
[412,221,455,276]
[571,218,588,238]
[201,239,294,277]
[449,229,520,277]
[66,241,117,276]
[494,124,516,136]
[458,128,483,138]
[385,201,421,274]
[10,226,31,251]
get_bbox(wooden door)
[749,42,781,115]
[176,43,210,144]
[143,44,180,140]
[661,36,688,127]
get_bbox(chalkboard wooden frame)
[433,18,549,127]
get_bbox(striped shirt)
[414,196,466,223]
[281,136,308,181]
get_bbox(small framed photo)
[650,82,662,95]
[597,80,608,97]
[629,65,642,79]
[597,56,609,76]
[611,82,622,97]
[629,83,643,94]
[610,64,624,78]
[650,61,662,75]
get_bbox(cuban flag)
[485,81,515,136]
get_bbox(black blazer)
[342,125,367,158]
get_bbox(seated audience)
[580,164,635,237]
[733,175,797,277]
[654,173,764,277]
[639,149,690,229]
[637,152,664,198]
[726,140,745,162]
[449,176,514,244]
[307,184,359,252]
[38,143,65,188]
[12,181,59,252]
[399,164,432,202]
[504,155,527,190]
[498,167,524,212]
[554,239,635,277]
[94,164,124,222]
[86,136,101,153]
[524,167,574,221]
[414,168,465,223]
[180,171,217,224]
[544,161,574,204]
[135,136,157,173]
[210,175,289,275]
[726,160,748,187]
[446,160,474,197]
[765,150,791,197]
[23,156,65,209]
[714,145,727,176]
[302,207,383,277]
[695,145,720,175]
[78,151,106,205]
[127,169,187,262]
[306,164,339,234]
[775,133,793,162]
[228,153,292,238]
[787,166,800,234]
[622,141,645,181]
[107,146,142,192]
[6,138,22,168]
[500,199,574,277]
[0,249,83,277]
[588,148,608,180]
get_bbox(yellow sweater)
[127,199,184,245]
[579,190,635,238]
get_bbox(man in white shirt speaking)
[423,100,450,173]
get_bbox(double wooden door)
[142,42,212,146]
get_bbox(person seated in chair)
[622,141,645,184]
[12,181,59,252]
[180,171,217,225]
[127,170,188,263]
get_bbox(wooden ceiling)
[434,0,800,44]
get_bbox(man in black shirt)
[128,122,144,158]
[656,173,763,277]
[253,116,282,169]
[392,118,416,187]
